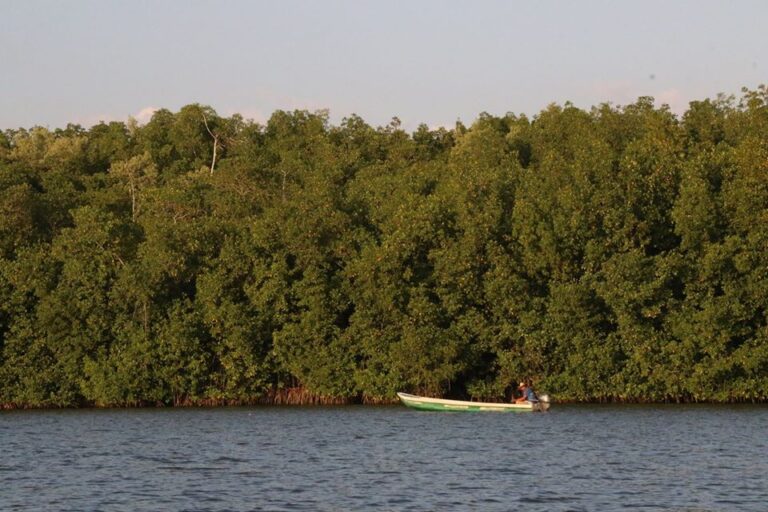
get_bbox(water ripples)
[1,405,767,511]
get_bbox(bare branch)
[201,112,220,174]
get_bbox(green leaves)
[2,91,768,406]
[109,152,158,221]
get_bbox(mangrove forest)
[1,86,768,407]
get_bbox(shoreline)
[3,393,767,411]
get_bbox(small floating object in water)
[396,392,551,412]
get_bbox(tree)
[109,152,158,222]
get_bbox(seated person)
[514,381,538,403]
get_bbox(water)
[2,405,767,511]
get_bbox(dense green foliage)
[2,89,768,406]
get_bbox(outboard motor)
[537,394,551,412]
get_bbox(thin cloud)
[591,80,637,105]
[656,88,687,115]
[223,107,268,125]
[72,112,119,127]
[132,107,158,125]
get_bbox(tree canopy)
[2,88,768,407]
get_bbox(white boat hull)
[397,392,551,412]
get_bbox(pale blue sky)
[1,0,766,129]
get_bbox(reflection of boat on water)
[396,392,551,412]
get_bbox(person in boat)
[514,381,539,404]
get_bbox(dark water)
[2,405,767,511]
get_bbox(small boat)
[397,392,551,412]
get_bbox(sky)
[1,0,766,130]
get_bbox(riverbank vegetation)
[1,87,767,407]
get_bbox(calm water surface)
[2,404,767,511]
